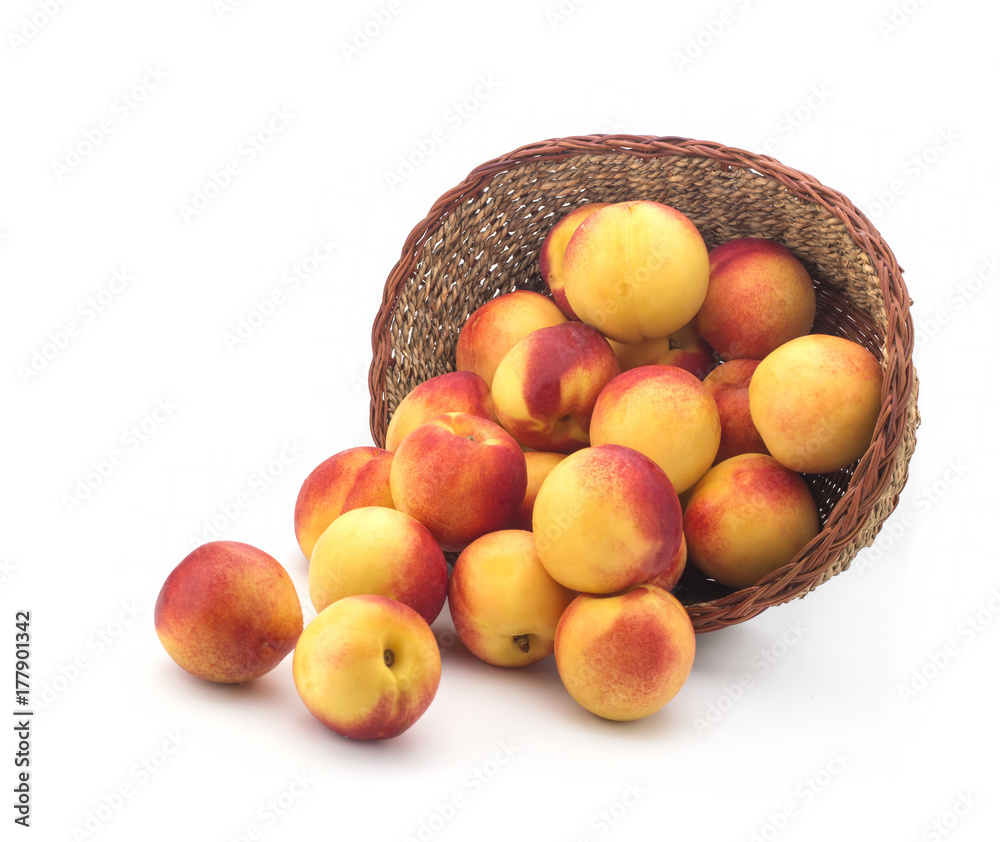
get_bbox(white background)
[2,1,997,840]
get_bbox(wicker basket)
[368,135,920,633]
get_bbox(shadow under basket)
[368,135,920,633]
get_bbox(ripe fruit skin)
[684,453,821,589]
[155,541,303,684]
[491,321,621,454]
[449,530,577,667]
[456,290,568,388]
[562,200,710,344]
[694,237,816,361]
[513,451,567,531]
[532,444,682,594]
[385,371,496,451]
[292,595,441,740]
[590,365,721,493]
[539,203,611,319]
[308,506,448,625]
[293,446,394,561]
[607,321,714,379]
[389,412,527,553]
[702,359,769,464]
[748,334,883,473]
[555,584,696,721]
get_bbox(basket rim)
[368,134,918,633]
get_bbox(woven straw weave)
[369,135,919,632]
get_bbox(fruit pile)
[155,200,884,740]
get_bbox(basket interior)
[375,145,913,622]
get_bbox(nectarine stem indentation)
[383,649,395,667]
[513,635,530,654]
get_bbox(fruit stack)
[155,199,887,740]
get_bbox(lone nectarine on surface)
[155,541,303,684]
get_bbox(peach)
[309,507,448,625]
[562,200,710,344]
[513,451,567,531]
[155,541,303,684]
[646,531,687,593]
[538,203,610,319]
[694,237,816,360]
[491,321,620,453]
[607,321,715,379]
[590,365,721,493]
[292,595,440,740]
[702,359,769,464]
[749,334,884,473]
[448,530,577,667]
[389,412,527,552]
[293,447,394,561]
[532,444,682,593]
[554,584,696,721]
[456,290,568,389]
[385,370,495,451]
[684,453,820,589]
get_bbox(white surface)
[2,1,997,840]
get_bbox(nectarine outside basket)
[368,135,919,633]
